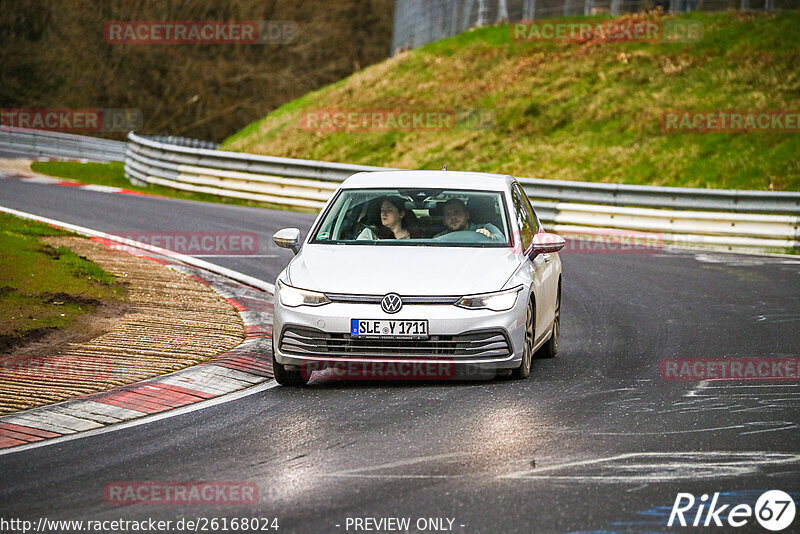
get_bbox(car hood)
[288,244,521,296]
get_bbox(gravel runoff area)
[0,159,35,177]
[0,236,246,415]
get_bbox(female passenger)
[357,196,419,240]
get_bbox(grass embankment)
[223,11,800,191]
[29,161,315,212]
[0,213,124,352]
[30,161,129,189]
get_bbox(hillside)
[223,11,800,191]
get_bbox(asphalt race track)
[1,177,799,533]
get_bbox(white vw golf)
[271,170,564,385]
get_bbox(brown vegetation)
[0,0,393,142]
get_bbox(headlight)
[456,286,522,311]
[277,280,330,307]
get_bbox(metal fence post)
[497,0,509,21]
[523,0,536,19]
[476,0,489,27]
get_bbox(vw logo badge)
[381,293,403,314]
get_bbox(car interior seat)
[466,196,503,230]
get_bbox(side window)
[520,187,539,234]
[511,185,534,251]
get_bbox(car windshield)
[311,188,511,247]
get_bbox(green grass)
[0,213,124,349]
[30,161,131,188]
[222,11,800,191]
[29,161,317,213]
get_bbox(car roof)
[340,170,516,191]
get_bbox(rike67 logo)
[668,490,796,531]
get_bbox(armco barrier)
[0,126,126,162]
[517,177,800,214]
[124,132,799,252]
[2,128,797,252]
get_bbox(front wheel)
[511,298,534,379]
[272,350,308,386]
[536,289,559,359]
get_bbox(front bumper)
[272,292,527,371]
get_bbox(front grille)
[280,326,511,360]
[325,294,460,305]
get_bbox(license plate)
[351,319,429,339]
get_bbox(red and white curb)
[0,213,276,452]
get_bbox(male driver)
[434,198,503,240]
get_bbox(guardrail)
[125,132,388,209]
[125,132,799,252]
[145,135,220,150]
[0,126,126,162]
[2,128,796,252]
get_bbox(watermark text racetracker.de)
[104,20,299,45]
[511,19,703,43]
[662,110,800,133]
[660,357,800,381]
[0,516,280,533]
[302,361,460,381]
[300,360,519,381]
[0,355,112,381]
[104,481,258,506]
[108,231,259,256]
[1,108,142,133]
[532,229,664,254]
[299,108,495,132]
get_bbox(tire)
[536,287,560,359]
[511,298,534,380]
[272,348,308,386]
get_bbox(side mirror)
[530,232,565,254]
[273,228,302,255]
